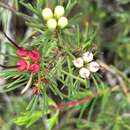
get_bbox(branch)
[3,32,20,49]
[52,85,124,111]
[0,64,17,69]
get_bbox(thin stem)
[0,64,17,69]
[3,32,20,49]
[52,85,121,111]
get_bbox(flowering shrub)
[0,0,130,130]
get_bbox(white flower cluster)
[73,51,100,79]
[42,5,68,30]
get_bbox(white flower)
[88,61,100,72]
[54,5,65,18]
[79,68,90,79]
[42,8,53,20]
[73,57,84,68]
[82,51,93,62]
[47,18,57,30]
[58,17,68,29]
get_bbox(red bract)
[29,63,40,73]
[33,87,39,95]
[17,48,28,57]
[29,50,40,61]
[17,59,28,71]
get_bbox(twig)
[52,85,126,111]
[0,64,17,69]
[55,96,94,110]
[3,32,20,49]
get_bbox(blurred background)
[0,0,130,130]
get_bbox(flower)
[17,59,28,71]
[73,57,84,68]
[82,51,93,62]
[29,63,40,73]
[73,51,100,79]
[79,68,90,79]
[54,5,65,18]
[29,50,40,61]
[47,18,57,30]
[58,17,68,29]
[17,48,28,57]
[42,8,53,20]
[88,61,100,72]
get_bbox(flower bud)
[33,87,39,95]
[54,5,65,18]
[42,8,53,20]
[73,57,84,68]
[58,17,68,29]
[17,59,28,71]
[79,68,90,79]
[88,61,100,72]
[17,48,28,57]
[82,51,93,62]
[29,50,40,61]
[29,63,40,73]
[47,18,57,30]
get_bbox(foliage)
[0,0,130,130]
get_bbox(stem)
[52,85,122,111]
[3,32,20,49]
[54,95,95,111]
[0,64,17,69]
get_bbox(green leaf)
[47,111,59,130]
[14,111,42,128]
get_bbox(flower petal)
[79,67,90,79]
[82,51,93,62]
[73,57,84,68]
[88,61,100,72]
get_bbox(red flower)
[17,59,28,71]
[29,63,40,73]
[33,87,39,95]
[17,48,28,57]
[29,50,40,61]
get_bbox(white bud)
[88,61,100,72]
[58,17,68,29]
[42,8,53,20]
[82,51,93,62]
[79,68,90,79]
[47,18,57,30]
[73,57,84,68]
[54,5,65,18]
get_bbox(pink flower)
[29,63,40,73]
[73,57,84,68]
[17,48,28,57]
[79,68,90,79]
[29,50,40,61]
[17,59,28,71]
[88,61,100,72]
[82,51,93,62]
